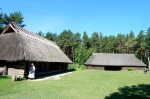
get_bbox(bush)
[79,65,86,70]
[68,64,86,70]
[68,64,78,70]
[128,67,134,71]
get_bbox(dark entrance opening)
[104,66,122,71]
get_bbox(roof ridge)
[85,53,146,66]
[10,22,58,48]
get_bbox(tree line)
[37,29,150,65]
[0,9,150,65]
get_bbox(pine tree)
[91,32,100,53]
[45,32,58,41]
[145,28,150,49]
[135,30,146,62]
[36,31,45,37]
[125,31,137,53]
[99,32,103,53]
[116,34,126,53]
[57,30,74,61]
[82,31,91,49]
[0,10,25,33]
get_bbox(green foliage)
[135,51,148,65]
[68,64,77,70]
[0,9,25,32]
[44,32,58,41]
[99,32,104,52]
[129,30,135,38]
[68,64,86,70]
[134,30,148,64]
[79,65,86,70]
[106,35,117,53]
[125,37,137,53]
[116,34,126,53]
[8,12,25,27]
[39,29,149,65]
[91,32,100,52]
[145,27,150,49]
[83,31,91,49]
[0,11,25,32]
[36,31,45,37]
[128,67,134,71]
[57,30,74,61]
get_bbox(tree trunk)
[72,46,74,63]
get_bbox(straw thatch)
[0,22,72,63]
[85,53,146,66]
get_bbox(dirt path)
[29,72,73,81]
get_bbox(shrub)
[68,64,86,70]
[79,65,86,70]
[128,67,134,71]
[68,64,79,70]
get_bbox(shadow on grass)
[105,84,150,99]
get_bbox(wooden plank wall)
[7,61,25,77]
[122,66,144,71]
[8,68,24,77]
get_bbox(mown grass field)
[0,70,150,99]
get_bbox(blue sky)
[0,0,150,37]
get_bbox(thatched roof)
[0,22,72,63]
[85,53,146,66]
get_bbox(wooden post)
[72,46,74,63]
[2,66,7,76]
[12,75,17,81]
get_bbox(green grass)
[0,70,150,99]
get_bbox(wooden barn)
[85,53,146,71]
[0,22,72,77]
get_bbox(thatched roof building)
[85,53,146,70]
[0,22,72,63]
[0,22,72,77]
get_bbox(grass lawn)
[0,70,150,99]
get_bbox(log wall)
[86,66,104,70]
[86,65,145,71]
[7,61,25,77]
[0,61,69,77]
[25,62,68,76]
[8,68,24,78]
[122,66,144,71]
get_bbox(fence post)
[12,75,17,81]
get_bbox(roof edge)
[1,22,18,34]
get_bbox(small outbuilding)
[0,22,72,77]
[85,53,146,71]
